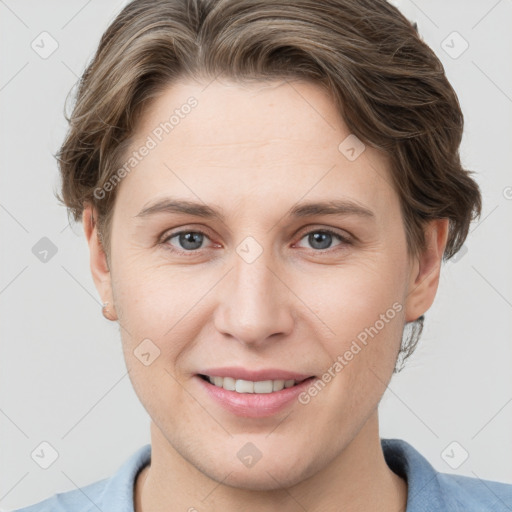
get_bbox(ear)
[404,218,449,323]
[83,204,118,321]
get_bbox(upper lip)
[198,367,314,382]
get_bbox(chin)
[208,461,310,492]
[191,439,324,492]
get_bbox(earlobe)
[404,219,449,323]
[101,301,117,321]
[83,205,118,321]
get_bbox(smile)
[198,374,308,394]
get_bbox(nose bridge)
[214,236,293,345]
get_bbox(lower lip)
[196,375,316,418]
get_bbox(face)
[88,77,442,490]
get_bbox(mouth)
[195,370,318,417]
[197,374,315,394]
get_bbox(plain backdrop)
[1,0,511,509]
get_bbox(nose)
[213,244,294,349]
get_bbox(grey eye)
[307,232,335,250]
[169,231,206,251]
[296,230,346,251]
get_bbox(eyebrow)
[135,198,375,221]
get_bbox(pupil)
[310,232,331,250]
[180,232,203,250]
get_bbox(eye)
[160,227,352,255]
[295,229,351,251]
[162,230,213,253]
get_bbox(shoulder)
[381,438,512,511]
[436,471,512,511]
[10,478,108,512]
[11,444,151,512]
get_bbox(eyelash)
[159,227,353,256]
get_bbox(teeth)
[222,376,236,391]
[236,379,254,393]
[205,376,299,393]
[273,380,285,391]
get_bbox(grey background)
[1,0,511,509]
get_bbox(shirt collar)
[99,443,151,512]
[382,438,455,511]
[97,439,455,511]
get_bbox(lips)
[198,367,313,382]
[196,372,317,418]
[198,374,301,393]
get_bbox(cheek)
[293,250,407,399]
[114,250,190,318]
[297,253,406,342]
[111,257,203,361]
[112,262,202,418]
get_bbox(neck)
[135,412,407,512]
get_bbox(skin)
[83,78,448,511]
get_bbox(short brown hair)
[56,0,482,369]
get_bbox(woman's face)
[89,78,442,489]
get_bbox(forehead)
[115,78,397,221]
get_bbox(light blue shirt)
[12,438,512,511]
